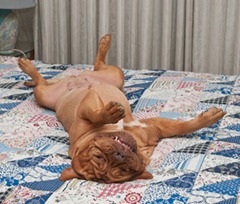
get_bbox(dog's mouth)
[96,131,137,153]
[110,132,137,153]
[112,135,136,153]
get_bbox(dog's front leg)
[140,107,226,141]
[78,89,126,127]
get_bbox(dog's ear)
[59,166,84,181]
[133,171,153,180]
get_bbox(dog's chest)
[116,119,148,130]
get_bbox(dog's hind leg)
[94,34,112,70]
[93,34,124,89]
[18,58,47,86]
[18,58,61,110]
[23,78,62,87]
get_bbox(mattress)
[0,57,239,204]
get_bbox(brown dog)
[18,34,226,183]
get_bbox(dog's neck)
[114,119,148,129]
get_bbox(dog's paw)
[18,58,36,75]
[101,101,125,124]
[197,107,226,127]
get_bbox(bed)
[0,56,239,204]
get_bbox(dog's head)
[60,131,153,183]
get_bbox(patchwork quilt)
[0,56,239,204]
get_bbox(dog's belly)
[66,71,101,90]
[55,84,132,131]
[55,88,88,130]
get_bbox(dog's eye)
[120,167,129,172]
[94,155,105,161]
[111,135,118,140]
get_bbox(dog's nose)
[113,151,125,161]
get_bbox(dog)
[18,34,226,183]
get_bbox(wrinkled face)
[60,131,153,183]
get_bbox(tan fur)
[18,34,226,183]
